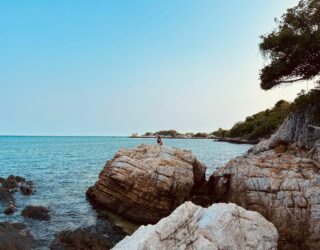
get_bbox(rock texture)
[0,222,35,250]
[50,228,113,250]
[87,144,207,224]
[113,201,278,250]
[21,205,50,221]
[209,106,320,249]
[210,150,320,249]
[251,107,320,159]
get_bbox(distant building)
[131,133,138,138]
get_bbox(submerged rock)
[0,222,35,250]
[113,201,278,250]
[21,205,50,221]
[87,144,207,224]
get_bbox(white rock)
[113,202,278,250]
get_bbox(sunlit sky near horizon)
[1,0,310,136]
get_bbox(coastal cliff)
[208,99,320,249]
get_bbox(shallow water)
[0,136,250,248]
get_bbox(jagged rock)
[21,205,50,221]
[209,150,320,249]
[208,103,320,249]
[251,106,320,155]
[113,202,278,250]
[87,144,207,224]
[50,227,114,250]
[0,222,35,250]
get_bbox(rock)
[2,175,18,189]
[50,228,113,250]
[0,188,16,215]
[20,181,34,195]
[21,205,50,221]
[113,201,278,250]
[87,144,207,224]
[0,176,35,214]
[251,106,320,155]
[4,203,16,215]
[0,222,35,250]
[14,176,26,183]
[209,150,320,249]
[208,103,320,249]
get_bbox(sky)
[0,0,308,136]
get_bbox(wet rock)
[0,188,16,215]
[20,181,34,195]
[113,201,278,250]
[50,226,114,250]
[4,203,16,215]
[2,175,18,189]
[87,144,207,224]
[0,176,35,214]
[0,222,35,250]
[14,176,26,183]
[21,205,50,221]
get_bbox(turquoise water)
[0,136,250,248]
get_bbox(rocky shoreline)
[89,105,319,249]
[1,106,319,249]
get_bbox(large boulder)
[87,144,207,224]
[0,222,35,250]
[113,202,278,250]
[209,150,320,249]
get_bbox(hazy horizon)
[1,0,309,136]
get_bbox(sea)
[0,136,250,249]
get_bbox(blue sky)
[0,0,306,136]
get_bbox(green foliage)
[154,130,179,137]
[194,132,209,138]
[292,88,320,122]
[211,128,229,138]
[259,0,320,90]
[212,100,291,140]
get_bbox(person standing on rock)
[157,135,163,146]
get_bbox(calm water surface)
[0,136,250,249]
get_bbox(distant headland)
[131,99,291,145]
